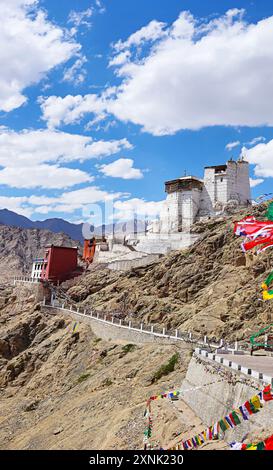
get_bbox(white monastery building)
[157,157,251,234]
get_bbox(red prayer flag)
[263,385,273,402]
[244,401,253,415]
[265,434,273,450]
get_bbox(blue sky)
[1,0,273,225]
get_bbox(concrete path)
[218,354,273,377]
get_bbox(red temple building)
[31,245,80,284]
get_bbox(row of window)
[34,263,43,271]
[32,271,42,278]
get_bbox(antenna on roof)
[184,169,187,177]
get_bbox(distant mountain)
[34,218,84,242]
[0,209,34,229]
[0,209,84,242]
[0,209,148,241]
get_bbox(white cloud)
[242,140,273,178]
[0,164,92,189]
[0,184,125,218]
[95,0,106,14]
[0,195,31,217]
[41,10,273,135]
[0,184,162,222]
[113,20,167,52]
[99,158,143,179]
[0,0,80,112]
[30,186,124,215]
[63,56,88,85]
[0,127,132,189]
[250,177,264,188]
[40,94,107,128]
[110,9,273,135]
[68,1,105,35]
[0,128,132,167]
[225,141,240,151]
[113,198,164,221]
[109,51,131,67]
[68,7,93,29]
[247,136,266,146]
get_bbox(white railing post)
[235,341,238,351]
[97,312,99,319]
[265,335,268,348]
[140,323,143,331]
[175,329,178,338]
[70,305,72,311]
[84,309,87,315]
[129,321,132,329]
[77,307,79,313]
[163,327,166,336]
[189,332,192,340]
[112,316,114,323]
[120,319,122,326]
[150,325,154,333]
[43,297,46,306]
[220,339,223,347]
[204,335,207,344]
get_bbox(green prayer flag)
[257,441,265,450]
[231,411,241,425]
[265,271,273,287]
[219,419,228,432]
[266,202,273,221]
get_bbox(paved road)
[218,354,273,376]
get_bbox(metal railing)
[43,297,249,352]
[14,276,40,284]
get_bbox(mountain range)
[0,208,148,242]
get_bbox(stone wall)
[236,160,251,204]
[161,192,181,233]
[107,253,161,271]
[215,173,228,205]
[13,279,51,303]
[135,232,200,255]
[181,189,201,230]
[203,167,216,209]
[181,354,273,442]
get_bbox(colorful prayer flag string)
[234,208,273,302]
[167,385,273,450]
[230,433,273,451]
[261,271,273,301]
[143,390,180,449]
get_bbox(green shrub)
[77,373,90,384]
[103,378,113,387]
[121,344,136,354]
[93,337,102,344]
[151,352,179,383]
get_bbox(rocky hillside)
[0,225,80,281]
[0,284,198,450]
[67,204,273,342]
